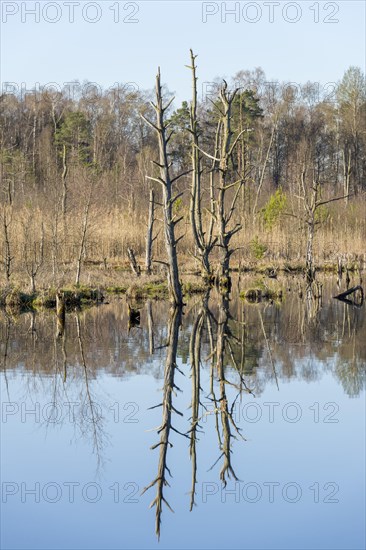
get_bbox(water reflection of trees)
[1,279,365,534]
[1,280,365,396]
[140,281,365,536]
[208,291,246,485]
[143,289,251,537]
[0,309,109,474]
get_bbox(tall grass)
[1,193,365,290]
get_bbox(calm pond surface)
[1,275,365,550]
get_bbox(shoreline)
[1,259,363,313]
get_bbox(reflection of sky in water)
[1,287,365,549]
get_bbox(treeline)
[0,60,365,290]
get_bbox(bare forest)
[1,56,365,300]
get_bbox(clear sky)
[1,0,365,105]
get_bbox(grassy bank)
[0,274,213,313]
[1,258,364,313]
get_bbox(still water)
[1,276,365,550]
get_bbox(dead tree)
[141,69,187,306]
[24,221,45,293]
[75,183,93,286]
[252,110,279,220]
[297,171,349,284]
[217,84,249,287]
[187,50,216,281]
[145,188,156,275]
[61,143,68,218]
[1,206,13,283]
[342,146,351,206]
[199,82,247,288]
[127,247,141,277]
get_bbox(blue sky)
[1,0,365,105]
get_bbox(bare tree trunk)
[300,169,318,284]
[252,115,278,220]
[342,146,351,206]
[24,221,45,293]
[61,144,68,217]
[305,215,315,284]
[146,188,155,275]
[216,83,243,287]
[75,187,92,286]
[141,69,184,306]
[127,247,141,277]
[32,109,37,178]
[52,198,60,285]
[2,207,13,283]
[299,170,349,284]
[188,50,216,280]
[197,82,247,289]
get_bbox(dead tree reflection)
[187,291,209,510]
[209,291,246,485]
[0,313,11,400]
[187,289,254,510]
[304,282,323,327]
[146,299,155,354]
[142,305,184,539]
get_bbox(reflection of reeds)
[142,305,184,539]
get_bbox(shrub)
[250,236,268,259]
[261,187,287,230]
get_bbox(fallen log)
[333,285,364,307]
